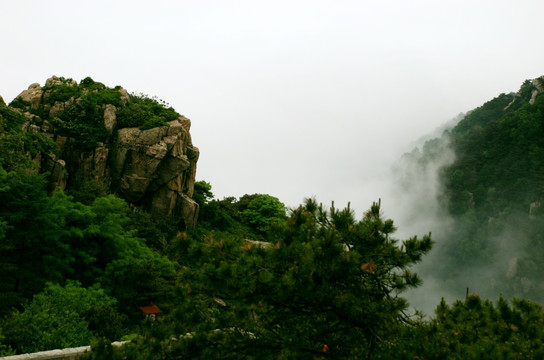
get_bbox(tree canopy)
[114,199,432,359]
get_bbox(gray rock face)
[13,77,200,228]
[42,154,67,193]
[505,76,544,110]
[17,83,43,110]
[103,104,117,133]
[530,78,544,105]
[109,119,200,228]
[49,98,74,118]
[45,75,77,87]
[119,88,130,105]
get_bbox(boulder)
[45,75,77,87]
[16,83,43,110]
[103,104,117,133]
[49,98,73,118]
[119,88,130,105]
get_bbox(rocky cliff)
[11,76,199,228]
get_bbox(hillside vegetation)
[404,78,544,303]
[2,77,544,359]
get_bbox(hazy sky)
[3,0,544,217]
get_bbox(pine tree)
[166,199,432,358]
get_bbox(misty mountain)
[3,75,544,358]
[400,76,544,305]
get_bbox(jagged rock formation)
[112,119,199,226]
[11,76,200,228]
[504,75,544,110]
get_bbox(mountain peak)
[8,76,200,228]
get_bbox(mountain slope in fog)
[402,76,544,304]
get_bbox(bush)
[51,88,120,149]
[116,93,178,129]
[1,282,119,354]
[8,97,30,109]
[44,83,79,104]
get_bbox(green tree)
[387,295,544,359]
[166,199,432,359]
[0,167,9,241]
[0,176,177,322]
[193,180,214,208]
[241,194,286,236]
[115,92,179,130]
[1,281,120,354]
[0,170,62,307]
[84,195,178,320]
[0,329,14,357]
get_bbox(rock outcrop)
[12,76,199,228]
[111,118,199,228]
[504,76,544,110]
[16,83,43,110]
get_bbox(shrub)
[8,97,30,109]
[44,83,79,104]
[116,93,178,129]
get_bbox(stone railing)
[1,342,127,360]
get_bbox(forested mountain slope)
[0,77,198,354]
[404,76,544,302]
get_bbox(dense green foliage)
[164,199,432,359]
[193,184,287,240]
[446,94,544,215]
[0,167,176,314]
[396,77,544,317]
[0,95,178,352]
[0,168,178,350]
[0,99,58,171]
[426,295,544,359]
[9,76,181,149]
[421,80,544,301]
[378,295,544,360]
[241,194,286,235]
[116,93,179,130]
[3,77,544,358]
[2,282,122,353]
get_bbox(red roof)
[140,304,162,314]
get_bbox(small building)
[140,303,162,321]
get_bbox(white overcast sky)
[2,0,544,216]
